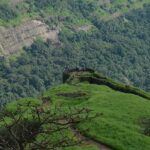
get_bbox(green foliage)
[0,0,150,26]
[0,4,17,21]
[0,97,97,150]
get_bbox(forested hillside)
[0,0,150,106]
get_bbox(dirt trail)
[72,128,113,150]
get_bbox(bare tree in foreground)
[0,100,99,150]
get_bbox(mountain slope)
[44,70,150,150]
[0,1,150,106]
[1,70,150,150]
[1,0,150,26]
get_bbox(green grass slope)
[44,84,150,150]
[1,70,150,150]
[43,70,150,150]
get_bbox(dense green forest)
[0,1,150,106]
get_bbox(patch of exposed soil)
[57,92,87,98]
[72,128,113,150]
[77,25,92,32]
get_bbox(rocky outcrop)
[63,69,150,100]
[0,20,59,56]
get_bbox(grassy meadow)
[43,82,150,150]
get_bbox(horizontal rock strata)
[0,20,59,56]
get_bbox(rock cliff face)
[0,20,59,56]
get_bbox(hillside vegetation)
[0,70,150,150]
[0,0,150,26]
[0,0,150,106]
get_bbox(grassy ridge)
[1,71,150,150]
[44,82,150,150]
[63,69,150,100]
